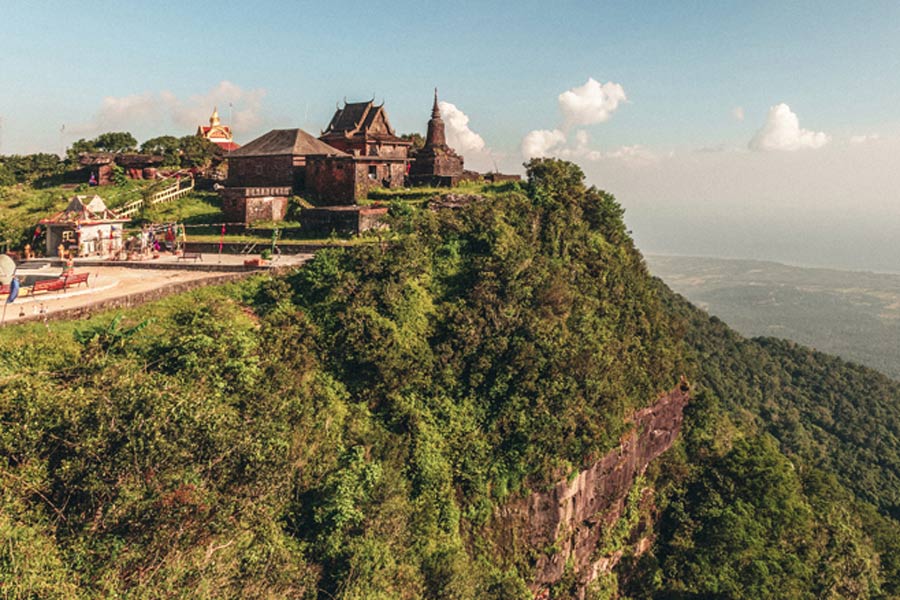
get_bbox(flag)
[7,278,19,303]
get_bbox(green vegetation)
[69,131,218,168]
[1,158,900,598]
[68,131,139,157]
[0,153,65,186]
[366,179,521,204]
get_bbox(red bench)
[28,272,91,296]
[64,272,90,288]
[31,278,66,294]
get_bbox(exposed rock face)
[494,384,690,594]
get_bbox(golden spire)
[210,106,220,127]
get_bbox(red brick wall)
[227,155,295,187]
[306,157,358,204]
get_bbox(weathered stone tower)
[409,89,464,187]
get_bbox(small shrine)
[39,195,128,257]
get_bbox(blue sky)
[3,1,900,270]
[3,1,899,153]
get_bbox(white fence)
[118,176,195,218]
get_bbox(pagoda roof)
[322,100,406,143]
[227,128,347,158]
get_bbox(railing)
[118,176,195,218]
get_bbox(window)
[368,165,378,179]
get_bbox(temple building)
[409,90,464,187]
[305,100,411,204]
[197,107,240,152]
[221,128,347,223]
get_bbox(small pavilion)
[40,195,128,257]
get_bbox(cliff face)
[494,384,690,594]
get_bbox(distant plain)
[647,254,900,380]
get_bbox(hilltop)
[1,159,899,598]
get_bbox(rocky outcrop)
[494,383,690,595]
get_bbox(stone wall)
[493,384,690,595]
[227,155,295,188]
[300,206,388,235]
[221,189,289,223]
[306,156,357,204]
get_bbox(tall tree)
[178,135,218,168]
[140,135,181,167]
[94,131,137,153]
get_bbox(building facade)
[221,128,347,223]
[305,100,411,204]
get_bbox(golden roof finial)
[210,107,220,126]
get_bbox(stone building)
[409,90,464,186]
[305,100,411,204]
[197,107,240,152]
[221,128,347,223]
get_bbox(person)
[165,226,176,252]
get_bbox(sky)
[2,1,900,271]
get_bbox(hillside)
[647,254,900,380]
[1,160,899,599]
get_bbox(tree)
[401,132,425,151]
[140,135,181,167]
[0,153,63,184]
[94,131,137,153]
[178,135,218,168]
[66,138,98,160]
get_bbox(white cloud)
[850,133,881,145]
[558,78,627,128]
[749,103,830,151]
[521,128,566,159]
[521,128,659,166]
[438,100,485,154]
[521,78,630,162]
[70,80,267,138]
[434,99,503,172]
[732,106,745,121]
[602,144,659,165]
